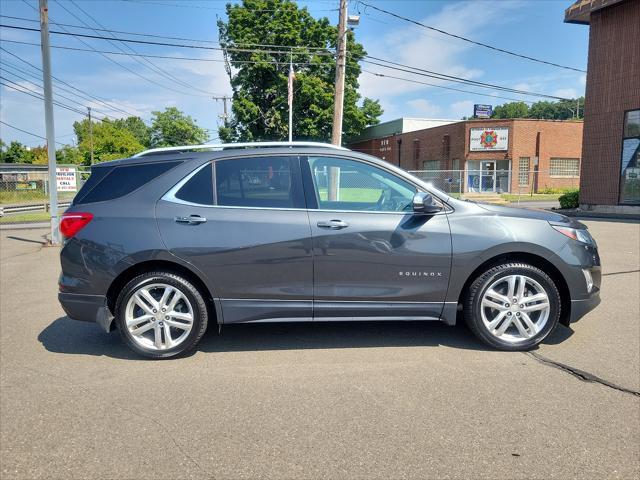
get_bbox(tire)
[115,271,208,359]
[464,263,561,351]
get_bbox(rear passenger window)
[76,161,180,204]
[175,163,213,205]
[215,156,300,208]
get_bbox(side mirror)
[412,192,442,214]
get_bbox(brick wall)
[579,0,640,205]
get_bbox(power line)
[60,0,217,96]
[0,62,121,119]
[1,39,328,67]
[3,36,568,103]
[361,58,570,101]
[0,77,91,116]
[0,24,335,57]
[360,70,535,104]
[0,46,144,118]
[0,119,67,145]
[0,15,334,52]
[0,120,46,141]
[16,1,213,98]
[356,1,586,73]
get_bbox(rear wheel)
[115,271,208,359]
[464,263,560,351]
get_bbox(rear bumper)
[58,292,114,332]
[569,289,601,323]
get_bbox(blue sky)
[0,0,589,146]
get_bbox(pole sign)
[56,166,77,192]
[469,127,509,151]
[474,104,493,118]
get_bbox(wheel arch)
[454,252,571,326]
[106,259,219,327]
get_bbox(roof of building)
[564,0,626,24]
[349,117,458,143]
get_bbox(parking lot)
[1,219,638,479]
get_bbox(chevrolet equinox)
[58,142,601,358]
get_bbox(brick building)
[565,0,640,208]
[348,118,583,194]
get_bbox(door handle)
[175,215,207,225]
[317,219,349,230]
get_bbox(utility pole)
[331,0,347,146]
[87,106,94,165]
[213,95,231,126]
[39,0,59,245]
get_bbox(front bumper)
[58,292,114,332]
[569,288,601,323]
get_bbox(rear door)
[302,155,452,320]
[156,155,313,323]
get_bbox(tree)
[217,0,382,143]
[73,119,144,163]
[149,107,208,147]
[491,97,585,120]
[56,145,84,165]
[491,102,529,119]
[0,140,34,163]
[114,116,151,147]
[30,146,49,165]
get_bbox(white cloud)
[554,88,578,99]
[405,98,442,117]
[448,100,475,119]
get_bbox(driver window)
[308,157,416,212]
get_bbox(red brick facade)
[572,0,640,205]
[349,119,583,193]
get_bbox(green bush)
[538,186,577,194]
[559,189,579,209]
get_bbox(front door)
[480,161,496,192]
[302,156,452,320]
[156,155,313,323]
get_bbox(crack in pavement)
[525,351,640,398]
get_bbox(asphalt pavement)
[1,220,638,479]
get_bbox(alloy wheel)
[124,283,194,351]
[480,274,551,344]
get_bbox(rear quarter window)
[74,161,181,205]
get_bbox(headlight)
[550,224,597,247]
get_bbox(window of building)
[620,109,640,204]
[412,140,420,162]
[175,163,214,205]
[307,157,416,212]
[215,156,299,208]
[422,160,439,171]
[452,159,460,171]
[518,157,530,186]
[550,158,580,178]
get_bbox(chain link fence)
[0,165,90,218]
[408,169,580,201]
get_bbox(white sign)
[56,167,77,192]
[469,127,509,151]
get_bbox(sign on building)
[474,104,493,118]
[56,167,77,192]
[469,127,509,151]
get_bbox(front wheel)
[115,271,209,359]
[464,263,561,351]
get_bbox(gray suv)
[58,142,601,359]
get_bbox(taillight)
[59,212,94,238]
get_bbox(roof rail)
[132,141,348,157]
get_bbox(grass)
[0,211,56,224]
[0,190,76,205]
[317,187,382,203]
[500,193,562,202]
